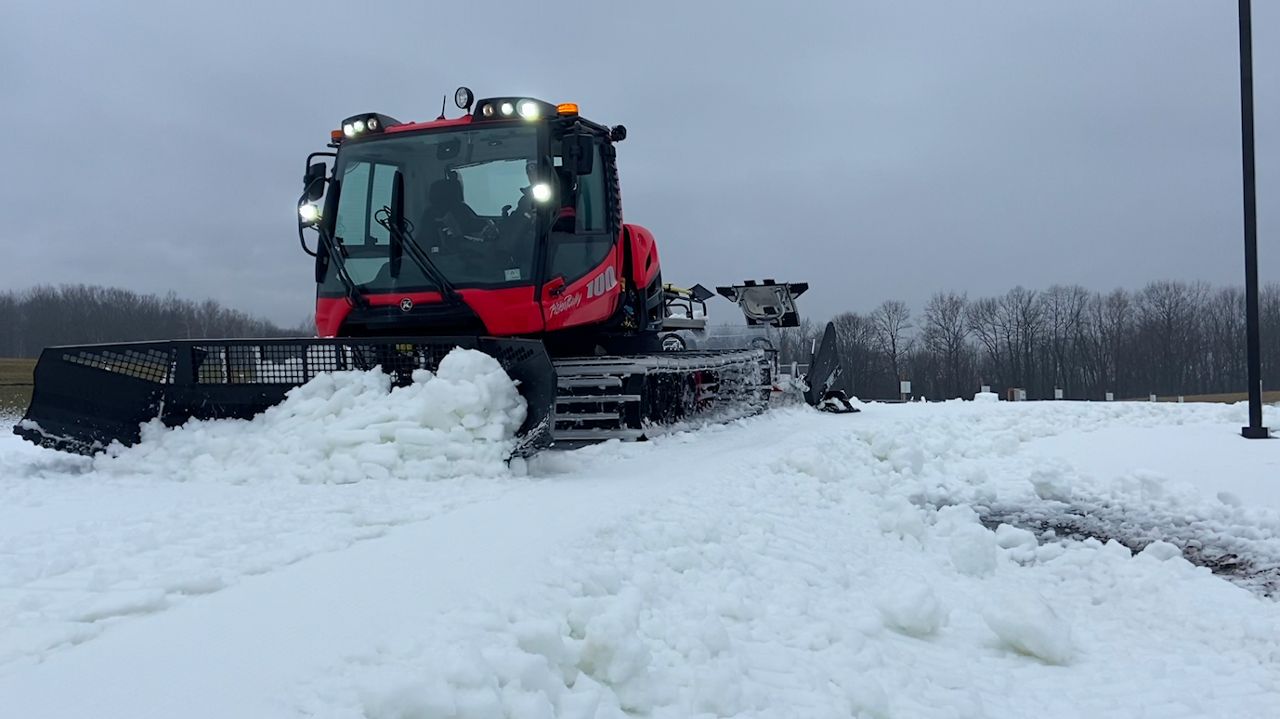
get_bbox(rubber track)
[549,349,772,447]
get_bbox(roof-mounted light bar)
[473,97,559,122]
[334,112,402,143]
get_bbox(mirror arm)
[298,225,318,257]
[296,191,318,257]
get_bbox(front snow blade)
[13,337,556,457]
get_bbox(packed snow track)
[1,363,1279,718]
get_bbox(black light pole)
[1239,0,1270,439]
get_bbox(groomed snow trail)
[1,375,1279,717]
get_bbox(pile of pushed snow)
[97,348,526,483]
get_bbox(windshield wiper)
[322,230,370,310]
[374,172,463,305]
[375,208,463,304]
[301,191,368,309]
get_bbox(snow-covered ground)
[1,357,1279,718]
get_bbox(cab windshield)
[325,125,539,294]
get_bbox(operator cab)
[297,89,656,346]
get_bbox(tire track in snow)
[976,498,1280,597]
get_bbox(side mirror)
[304,162,327,201]
[574,135,594,175]
[562,133,595,176]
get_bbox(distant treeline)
[6,281,1279,400]
[0,285,309,358]
[776,281,1280,401]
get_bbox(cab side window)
[335,161,395,245]
[548,142,612,283]
[331,161,397,285]
[576,144,606,233]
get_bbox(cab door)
[541,138,623,331]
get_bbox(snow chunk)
[838,675,891,719]
[933,503,982,532]
[1029,465,1072,502]
[94,348,526,484]
[575,591,655,711]
[1139,540,1183,562]
[1216,491,1243,508]
[983,594,1074,665]
[973,391,999,403]
[949,523,997,577]
[877,497,925,541]
[995,523,1039,563]
[361,678,458,719]
[876,579,949,637]
[994,523,1037,551]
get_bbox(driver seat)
[425,177,485,239]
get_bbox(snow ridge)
[301,402,1280,719]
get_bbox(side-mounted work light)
[298,203,321,224]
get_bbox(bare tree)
[1262,283,1280,384]
[995,287,1042,396]
[1041,284,1090,396]
[1205,287,1246,392]
[871,300,913,385]
[1078,289,1131,398]
[1134,281,1209,395]
[922,291,972,398]
[831,312,876,396]
[967,297,1002,387]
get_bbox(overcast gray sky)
[1,0,1276,327]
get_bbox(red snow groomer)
[16,89,852,457]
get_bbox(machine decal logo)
[586,266,619,299]
[399,298,414,312]
[550,293,582,316]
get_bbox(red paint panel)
[383,116,475,134]
[315,286,542,337]
[459,286,542,334]
[365,291,443,305]
[315,297,350,337]
[625,224,661,287]
[542,245,624,332]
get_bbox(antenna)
[437,95,447,120]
